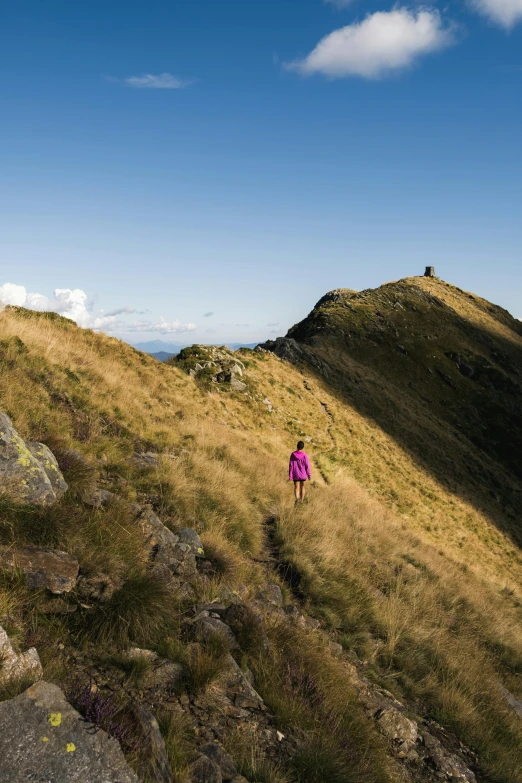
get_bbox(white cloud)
[470,0,522,27]
[0,283,196,335]
[287,7,455,79]
[124,73,191,89]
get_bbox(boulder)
[0,411,59,506]
[178,527,205,558]
[0,681,138,782]
[132,702,172,783]
[200,743,238,781]
[0,624,42,688]
[193,614,239,651]
[216,654,265,712]
[229,377,246,393]
[27,442,68,499]
[0,545,79,593]
[375,707,418,757]
[136,507,204,580]
[188,755,223,783]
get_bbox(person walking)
[289,440,311,503]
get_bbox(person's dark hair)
[297,440,305,451]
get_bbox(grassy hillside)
[1,290,522,783]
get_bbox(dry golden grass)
[1,304,522,780]
[273,479,522,781]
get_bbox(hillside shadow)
[281,317,522,550]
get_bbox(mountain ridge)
[1,283,522,782]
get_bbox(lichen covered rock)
[0,681,138,782]
[0,411,60,505]
[27,441,68,500]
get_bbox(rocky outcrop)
[0,681,138,782]
[0,545,79,593]
[0,411,68,505]
[135,505,205,582]
[0,624,42,688]
[177,346,248,392]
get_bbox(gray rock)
[137,506,180,553]
[178,528,205,558]
[27,442,68,499]
[193,615,239,651]
[255,583,283,607]
[422,731,476,781]
[132,702,172,783]
[0,681,138,782]
[200,743,237,781]
[133,452,161,468]
[136,510,206,581]
[188,755,223,783]
[0,624,42,688]
[216,654,265,711]
[376,707,418,757]
[229,377,246,392]
[0,411,57,506]
[0,545,79,593]
[500,685,522,718]
[126,648,184,691]
[82,488,116,508]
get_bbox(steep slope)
[0,300,522,783]
[264,277,522,556]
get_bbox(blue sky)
[1,0,521,344]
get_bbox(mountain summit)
[262,275,522,547]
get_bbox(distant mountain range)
[133,339,259,358]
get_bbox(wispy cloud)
[203,311,214,317]
[124,73,192,89]
[0,283,196,335]
[470,0,522,28]
[324,0,357,8]
[266,322,279,326]
[120,318,196,334]
[286,7,455,79]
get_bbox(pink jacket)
[289,450,311,481]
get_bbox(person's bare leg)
[300,481,306,502]
[294,481,300,503]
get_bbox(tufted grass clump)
[251,622,392,783]
[157,710,194,779]
[183,636,230,694]
[83,574,172,648]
